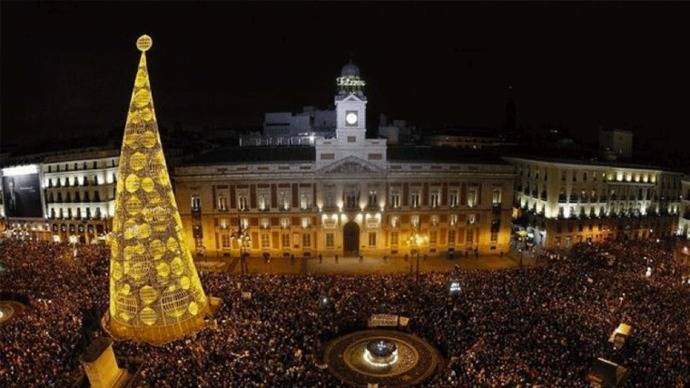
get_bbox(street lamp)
[68,234,79,257]
[407,230,428,282]
[231,218,252,274]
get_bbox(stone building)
[505,156,683,248]
[42,149,119,243]
[0,148,118,243]
[173,62,514,259]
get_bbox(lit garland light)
[104,35,209,344]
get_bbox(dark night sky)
[2,2,690,153]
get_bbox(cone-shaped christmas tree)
[105,35,209,344]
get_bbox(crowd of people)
[0,238,688,386]
[0,239,109,386]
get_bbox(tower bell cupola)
[337,60,366,98]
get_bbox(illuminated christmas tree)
[105,35,209,344]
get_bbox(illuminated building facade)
[0,149,119,243]
[43,149,119,243]
[105,35,208,344]
[679,176,690,239]
[506,156,683,248]
[174,62,514,259]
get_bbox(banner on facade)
[1,166,43,218]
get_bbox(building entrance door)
[343,221,359,257]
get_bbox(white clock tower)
[335,61,367,143]
[315,60,387,169]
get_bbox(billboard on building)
[2,165,43,218]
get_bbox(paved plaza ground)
[195,252,535,275]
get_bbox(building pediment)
[339,93,365,103]
[319,156,383,175]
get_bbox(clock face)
[346,112,358,126]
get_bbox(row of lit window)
[46,190,108,203]
[519,186,662,203]
[523,200,678,218]
[216,213,482,232]
[45,159,117,173]
[46,174,115,188]
[519,165,659,185]
[48,207,104,220]
[194,189,502,212]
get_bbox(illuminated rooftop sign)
[337,76,366,87]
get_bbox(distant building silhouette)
[599,128,633,161]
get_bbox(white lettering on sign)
[337,76,366,87]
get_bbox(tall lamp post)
[408,231,428,283]
[231,218,252,274]
[68,234,79,258]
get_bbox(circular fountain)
[364,339,398,367]
[324,330,441,386]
